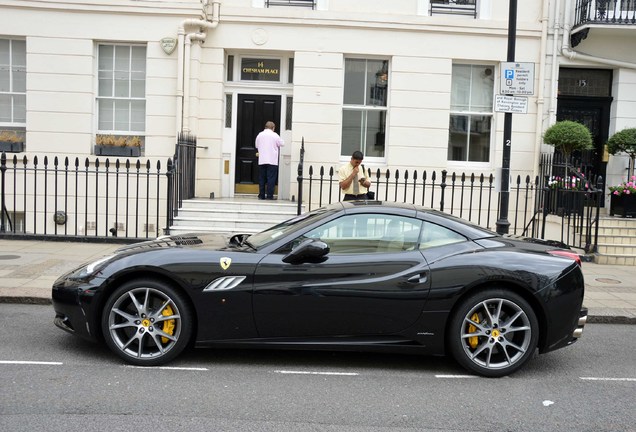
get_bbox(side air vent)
[203,276,247,292]
[171,236,203,246]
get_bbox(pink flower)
[614,190,620,195]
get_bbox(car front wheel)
[448,289,539,377]
[101,279,192,366]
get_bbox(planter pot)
[609,194,636,218]
[94,145,141,157]
[0,141,25,153]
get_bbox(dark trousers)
[343,193,368,201]
[258,164,278,199]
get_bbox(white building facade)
[1,0,635,208]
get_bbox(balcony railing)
[574,0,636,28]
[266,0,316,9]
[430,0,477,18]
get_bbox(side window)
[419,221,466,249]
[304,214,422,254]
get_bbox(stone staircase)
[169,196,303,236]
[594,216,636,265]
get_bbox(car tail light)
[548,250,582,266]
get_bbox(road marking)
[125,365,209,371]
[274,370,359,376]
[580,377,636,382]
[435,374,478,379]
[0,360,63,365]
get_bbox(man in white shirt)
[338,150,371,201]
[255,121,284,200]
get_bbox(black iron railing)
[297,153,604,253]
[0,151,173,241]
[574,0,636,28]
[296,162,540,237]
[538,152,603,252]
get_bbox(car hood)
[115,233,233,253]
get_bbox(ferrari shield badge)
[220,257,232,270]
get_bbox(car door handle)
[407,273,428,284]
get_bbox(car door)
[252,213,431,338]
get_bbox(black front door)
[235,94,281,193]
[557,96,611,190]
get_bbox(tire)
[448,289,539,378]
[101,279,193,366]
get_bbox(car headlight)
[68,255,115,280]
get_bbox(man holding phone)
[338,150,371,201]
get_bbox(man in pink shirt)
[255,121,284,200]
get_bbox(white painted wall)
[5,0,634,205]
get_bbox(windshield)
[246,206,339,249]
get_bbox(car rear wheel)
[448,289,539,377]
[101,279,192,366]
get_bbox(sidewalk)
[0,239,634,324]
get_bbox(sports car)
[52,201,587,377]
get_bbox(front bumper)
[51,276,104,342]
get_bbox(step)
[595,243,636,256]
[595,234,636,246]
[176,208,297,221]
[172,216,282,230]
[169,197,303,237]
[596,217,636,228]
[180,198,301,212]
[594,254,636,266]
[167,225,262,236]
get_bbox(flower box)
[609,193,636,218]
[94,144,141,158]
[0,140,25,153]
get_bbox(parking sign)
[500,62,535,95]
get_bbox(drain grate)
[595,278,621,284]
[0,255,20,260]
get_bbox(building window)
[288,58,294,84]
[227,55,234,82]
[225,94,232,128]
[448,64,494,163]
[0,39,26,127]
[342,59,388,158]
[266,0,316,9]
[286,96,293,130]
[430,0,477,17]
[97,44,146,135]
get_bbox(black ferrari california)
[52,201,587,377]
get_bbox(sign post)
[496,0,518,235]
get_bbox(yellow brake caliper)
[161,305,175,344]
[468,313,480,349]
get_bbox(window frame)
[447,63,495,166]
[0,38,27,128]
[95,43,147,137]
[341,57,390,163]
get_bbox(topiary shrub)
[606,128,636,181]
[543,120,594,159]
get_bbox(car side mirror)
[282,238,330,264]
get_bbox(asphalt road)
[0,304,634,432]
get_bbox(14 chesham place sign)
[241,58,281,81]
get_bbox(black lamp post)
[496,0,518,235]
